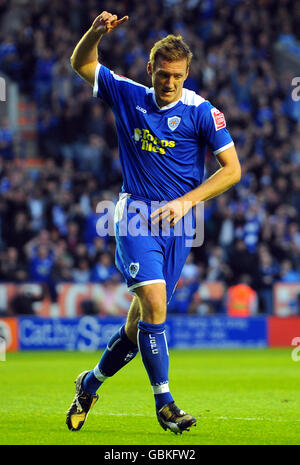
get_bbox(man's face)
[147,56,189,108]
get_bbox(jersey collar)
[149,88,182,111]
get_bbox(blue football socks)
[137,320,174,411]
[82,324,138,395]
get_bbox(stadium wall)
[1,314,300,351]
[1,282,300,351]
[1,282,300,317]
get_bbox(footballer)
[66,11,241,434]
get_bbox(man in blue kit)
[66,11,241,433]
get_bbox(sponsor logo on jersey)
[136,105,147,114]
[133,128,175,154]
[211,108,226,131]
[167,116,181,131]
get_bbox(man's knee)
[135,283,166,324]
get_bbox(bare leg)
[135,282,167,323]
[125,296,141,345]
[125,283,166,343]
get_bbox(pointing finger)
[115,15,129,26]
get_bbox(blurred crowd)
[0,0,300,314]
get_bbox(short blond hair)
[149,34,193,70]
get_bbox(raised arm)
[70,11,129,86]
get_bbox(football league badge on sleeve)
[168,116,181,131]
[211,108,226,131]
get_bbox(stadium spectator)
[78,134,107,181]
[5,212,33,258]
[29,245,54,283]
[72,242,90,268]
[28,186,46,232]
[65,221,80,255]
[278,259,300,283]
[87,236,107,260]
[90,252,121,283]
[168,253,200,313]
[0,34,20,81]
[0,117,15,161]
[228,239,258,282]
[86,104,106,137]
[189,278,225,315]
[206,246,231,282]
[9,284,47,316]
[226,274,258,317]
[257,247,280,314]
[34,47,56,107]
[72,258,91,283]
[37,109,60,160]
[24,229,55,261]
[0,247,28,282]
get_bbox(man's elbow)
[233,164,242,184]
[229,163,242,186]
[217,147,241,186]
[70,53,82,72]
[70,56,83,77]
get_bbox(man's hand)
[92,11,129,35]
[70,11,129,86]
[150,198,193,227]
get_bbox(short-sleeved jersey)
[93,63,234,201]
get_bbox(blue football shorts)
[114,193,196,303]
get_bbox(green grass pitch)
[0,348,299,445]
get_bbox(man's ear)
[185,66,190,80]
[147,61,152,76]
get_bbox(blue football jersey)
[93,63,234,201]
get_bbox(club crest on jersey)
[167,116,181,131]
[129,262,139,278]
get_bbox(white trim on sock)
[107,337,121,351]
[152,383,170,395]
[93,365,108,382]
[163,331,169,356]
